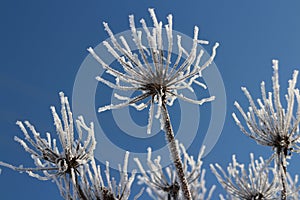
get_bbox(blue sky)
[1,0,300,199]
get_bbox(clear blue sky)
[1,1,300,199]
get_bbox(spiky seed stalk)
[161,103,192,200]
[89,9,218,199]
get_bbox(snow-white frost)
[134,143,215,199]
[232,60,300,170]
[77,152,140,200]
[211,153,281,199]
[88,8,218,134]
[0,92,96,200]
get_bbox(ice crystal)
[88,8,218,134]
[0,92,96,200]
[134,144,215,199]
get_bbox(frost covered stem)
[277,151,287,200]
[281,172,287,200]
[161,102,192,200]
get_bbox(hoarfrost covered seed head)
[88,8,219,134]
[77,152,139,200]
[232,60,300,164]
[210,153,281,199]
[134,143,215,199]
[0,92,96,200]
[231,60,300,200]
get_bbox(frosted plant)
[88,8,218,199]
[134,143,215,200]
[211,153,281,200]
[285,173,300,200]
[77,152,140,200]
[88,8,218,135]
[0,92,96,200]
[232,60,300,199]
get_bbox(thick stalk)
[277,152,287,200]
[161,103,192,200]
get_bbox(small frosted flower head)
[232,60,300,159]
[0,92,96,199]
[134,144,215,199]
[210,153,281,200]
[88,8,219,134]
[78,152,138,200]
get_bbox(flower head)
[232,60,300,162]
[0,92,96,199]
[210,153,281,200]
[134,143,215,199]
[77,152,139,200]
[88,8,218,134]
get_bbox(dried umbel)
[88,8,218,199]
[232,60,300,199]
[88,8,218,134]
[0,92,96,200]
[211,154,281,200]
[233,60,300,161]
[134,144,215,200]
[77,152,140,200]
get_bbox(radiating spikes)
[85,12,219,199]
[235,61,300,144]
[1,92,96,199]
[90,10,217,139]
[233,61,300,200]
[211,153,282,199]
[88,47,144,85]
[136,142,213,199]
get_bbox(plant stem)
[73,173,88,200]
[161,103,192,200]
[280,173,287,200]
[278,152,287,200]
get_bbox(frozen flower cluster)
[211,154,281,199]
[134,143,215,200]
[88,8,218,199]
[232,60,300,166]
[88,8,218,134]
[0,93,137,200]
[2,7,300,200]
[0,92,96,199]
[76,153,139,200]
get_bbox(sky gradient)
[1,1,300,199]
